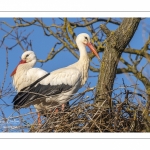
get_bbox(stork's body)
[11,33,100,124]
[29,56,89,112]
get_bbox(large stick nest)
[29,94,149,132]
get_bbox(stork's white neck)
[76,41,88,60]
[17,59,36,73]
[76,41,90,86]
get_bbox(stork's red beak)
[10,60,26,76]
[86,42,100,60]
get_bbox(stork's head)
[76,33,91,45]
[21,51,36,63]
[76,33,100,60]
[10,51,36,76]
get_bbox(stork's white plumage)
[11,51,47,92]
[11,50,48,124]
[11,33,100,123]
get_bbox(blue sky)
[0,18,149,132]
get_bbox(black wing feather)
[12,74,72,109]
[12,73,50,109]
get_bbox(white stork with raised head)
[11,33,100,124]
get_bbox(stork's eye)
[26,54,29,58]
[85,37,88,41]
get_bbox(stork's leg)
[55,108,59,114]
[61,103,65,111]
[37,112,41,125]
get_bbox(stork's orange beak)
[10,60,26,76]
[86,42,100,60]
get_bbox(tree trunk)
[95,18,141,106]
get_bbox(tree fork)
[95,18,141,106]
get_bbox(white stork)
[10,50,48,124]
[11,33,100,124]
